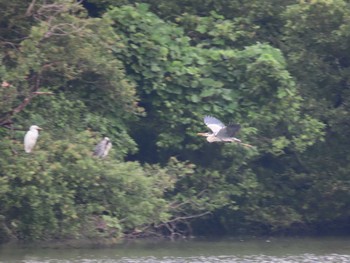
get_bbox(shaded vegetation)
[0,0,349,242]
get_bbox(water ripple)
[15,254,350,263]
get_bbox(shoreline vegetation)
[2,234,350,250]
[0,0,349,243]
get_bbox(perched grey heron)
[93,137,112,158]
[197,116,241,143]
[24,125,42,153]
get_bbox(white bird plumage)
[24,125,42,153]
[93,137,112,158]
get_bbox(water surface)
[1,236,349,262]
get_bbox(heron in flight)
[197,116,241,143]
[24,125,42,153]
[93,137,112,158]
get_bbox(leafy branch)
[0,73,54,127]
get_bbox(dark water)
[1,237,350,262]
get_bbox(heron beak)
[197,132,206,136]
[37,127,43,130]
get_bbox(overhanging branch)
[0,82,54,126]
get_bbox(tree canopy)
[0,0,349,242]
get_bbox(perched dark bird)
[93,137,112,158]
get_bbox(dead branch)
[124,209,211,240]
[32,92,54,95]
[11,91,53,114]
[0,86,54,127]
[148,211,210,239]
[12,98,31,114]
[153,211,210,230]
[161,211,211,225]
[25,0,37,16]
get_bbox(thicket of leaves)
[0,132,200,240]
[0,0,349,242]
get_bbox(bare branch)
[160,211,211,225]
[25,0,37,16]
[32,92,54,95]
[0,79,54,127]
[12,97,31,114]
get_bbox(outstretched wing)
[204,116,225,135]
[225,123,241,137]
[215,122,240,139]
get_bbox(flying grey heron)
[93,137,112,158]
[24,125,42,153]
[197,116,241,143]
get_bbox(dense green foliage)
[0,0,349,242]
